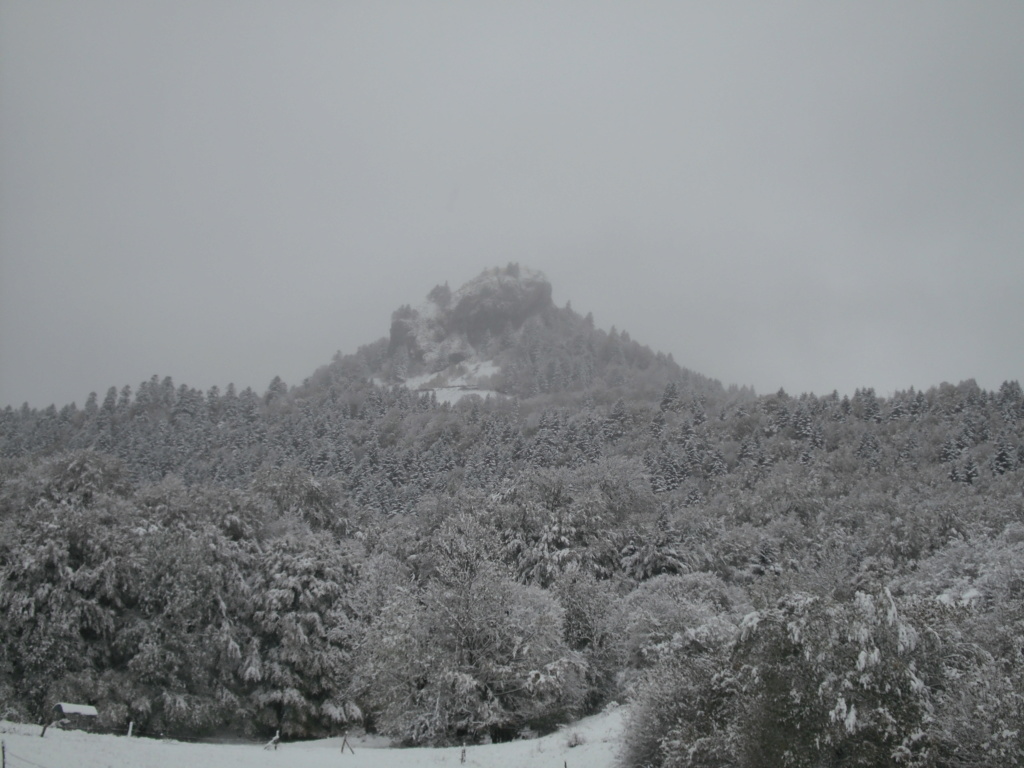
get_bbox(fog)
[2,2,1022,407]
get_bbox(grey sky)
[2,2,1022,408]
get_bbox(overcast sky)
[2,2,1023,408]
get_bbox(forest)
[2,266,1023,767]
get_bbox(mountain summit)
[375,263,709,401]
[388,264,553,371]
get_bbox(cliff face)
[444,265,553,344]
[389,264,553,370]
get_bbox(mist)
[2,2,1022,407]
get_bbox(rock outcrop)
[389,264,552,371]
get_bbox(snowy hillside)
[397,359,504,404]
[4,264,1023,766]
[1,707,625,768]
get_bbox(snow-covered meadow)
[1,707,625,768]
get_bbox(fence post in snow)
[128,721,134,737]
[340,733,354,754]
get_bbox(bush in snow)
[624,590,957,768]
[353,558,585,746]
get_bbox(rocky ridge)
[386,263,553,395]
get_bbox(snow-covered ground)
[402,359,500,390]
[399,359,504,405]
[1,707,625,768]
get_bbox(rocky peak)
[389,264,553,371]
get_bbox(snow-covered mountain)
[372,263,706,403]
[4,264,1023,761]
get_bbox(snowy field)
[1,707,625,768]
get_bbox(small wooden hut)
[41,703,99,737]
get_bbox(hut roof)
[55,703,98,717]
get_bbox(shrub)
[625,590,945,768]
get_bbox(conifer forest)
[2,266,1023,767]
